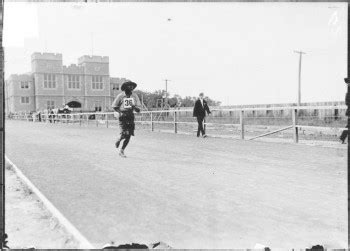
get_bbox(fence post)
[106,114,109,128]
[79,115,82,127]
[174,111,177,133]
[96,114,98,127]
[240,110,244,140]
[86,114,89,126]
[292,108,299,143]
[151,112,154,131]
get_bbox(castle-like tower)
[6,52,128,114]
[31,52,64,111]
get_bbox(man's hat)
[121,81,137,91]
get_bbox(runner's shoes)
[119,149,126,158]
[116,141,126,157]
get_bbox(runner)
[111,81,141,157]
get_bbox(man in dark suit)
[339,89,349,144]
[193,92,211,138]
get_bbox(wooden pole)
[298,53,302,105]
[174,111,177,133]
[292,108,299,143]
[294,50,306,106]
[151,112,154,131]
[240,110,244,140]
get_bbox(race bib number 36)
[123,98,133,108]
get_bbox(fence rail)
[8,105,348,143]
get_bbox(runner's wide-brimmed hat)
[121,81,137,91]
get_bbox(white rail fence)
[9,105,348,143]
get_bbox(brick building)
[5,52,127,113]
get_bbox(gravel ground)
[5,120,347,249]
[5,162,79,249]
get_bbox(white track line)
[5,156,94,249]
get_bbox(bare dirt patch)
[5,162,79,249]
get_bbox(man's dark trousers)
[340,129,348,143]
[196,116,205,137]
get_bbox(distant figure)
[49,109,54,123]
[112,81,141,158]
[62,104,72,113]
[193,92,211,138]
[37,111,42,122]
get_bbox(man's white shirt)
[200,98,204,107]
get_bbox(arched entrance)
[67,101,82,108]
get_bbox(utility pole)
[164,79,170,108]
[91,32,94,56]
[294,50,306,106]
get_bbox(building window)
[92,76,103,90]
[20,97,29,104]
[94,101,102,111]
[20,82,29,89]
[47,100,55,109]
[44,74,56,89]
[68,75,80,89]
[112,83,119,90]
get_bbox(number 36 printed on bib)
[123,98,134,109]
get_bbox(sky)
[3,2,348,105]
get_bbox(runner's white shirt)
[111,92,141,112]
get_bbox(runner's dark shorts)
[119,114,135,136]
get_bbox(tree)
[134,90,221,109]
[205,96,221,106]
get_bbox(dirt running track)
[5,120,347,249]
